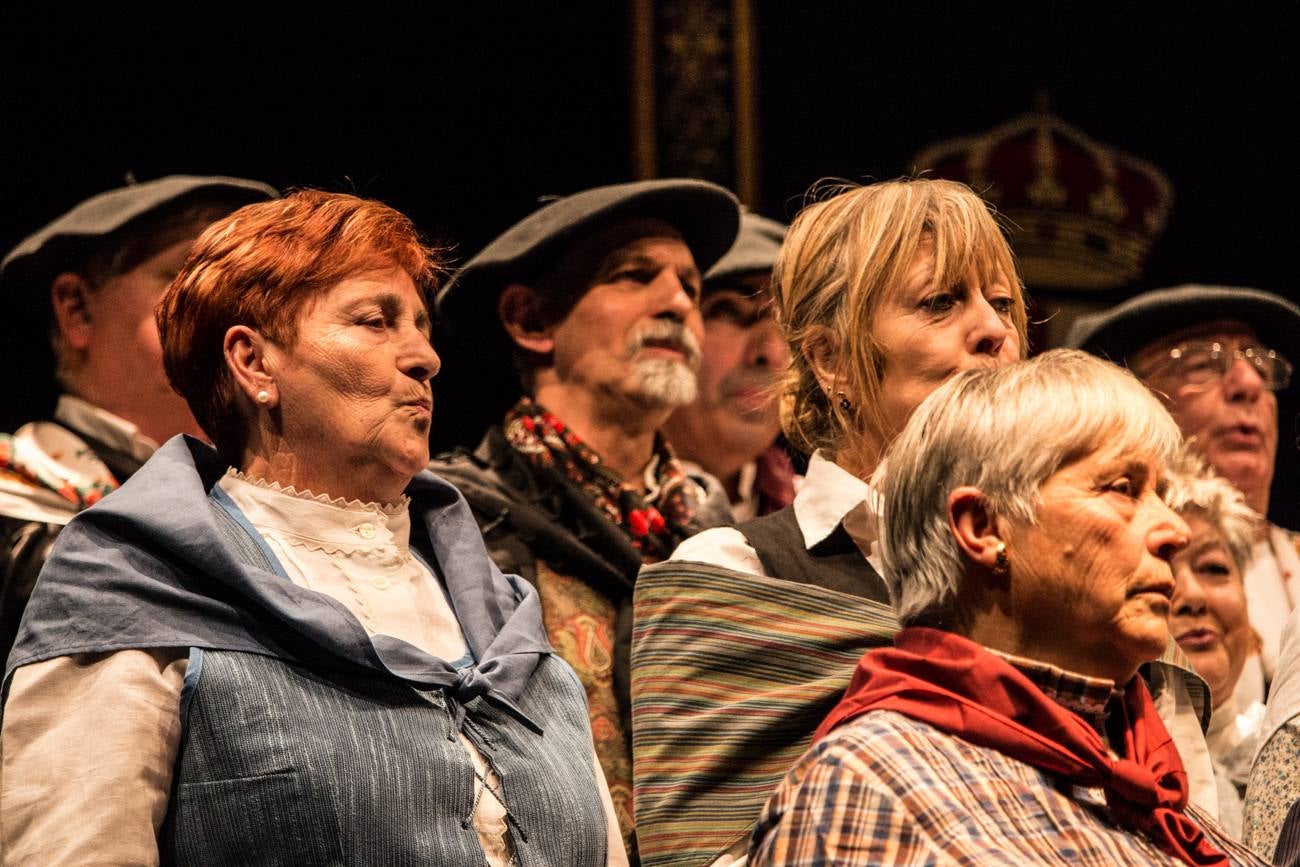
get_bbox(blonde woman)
[631,179,1214,866]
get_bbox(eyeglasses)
[1143,340,1292,391]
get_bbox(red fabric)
[754,443,796,515]
[816,627,1228,867]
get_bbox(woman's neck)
[239,450,407,506]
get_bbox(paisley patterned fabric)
[0,422,120,524]
[503,399,701,563]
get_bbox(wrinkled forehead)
[1133,318,1260,369]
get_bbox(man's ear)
[498,283,556,354]
[948,486,1006,576]
[50,272,94,351]
[223,325,277,407]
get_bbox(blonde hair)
[774,178,1028,463]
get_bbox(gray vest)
[159,650,607,866]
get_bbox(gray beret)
[1065,284,1300,367]
[436,178,740,342]
[1,174,278,292]
[704,211,786,288]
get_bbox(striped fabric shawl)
[630,559,899,866]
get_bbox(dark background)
[4,4,1298,520]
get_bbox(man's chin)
[630,362,698,408]
[1205,449,1273,494]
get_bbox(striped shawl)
[630,560,898,866]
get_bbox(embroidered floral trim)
[225,468,409,514]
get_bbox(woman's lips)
[1175,627,1221,651]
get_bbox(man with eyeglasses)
[1068,284,1300,709]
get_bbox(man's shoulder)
[429,427,534,506]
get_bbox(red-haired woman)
[0,191,626,866]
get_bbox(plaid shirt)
[750,653,1269,866]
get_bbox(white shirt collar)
[792,451,880,551]
[54,395,160,466]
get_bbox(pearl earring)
[256,389,270,405]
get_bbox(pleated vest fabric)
[160,650,607,866]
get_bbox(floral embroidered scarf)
[503,398,701,563]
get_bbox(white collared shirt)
[671,451,882,574]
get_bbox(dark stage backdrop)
[3,4,1298,523]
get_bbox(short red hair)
[158,189,445,462]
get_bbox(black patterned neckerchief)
[502,398,702,564]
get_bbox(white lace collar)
[219,469,412,557]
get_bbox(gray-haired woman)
[753,349,1266,866]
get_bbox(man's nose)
[1223,352,1267,402]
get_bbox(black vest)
[737,505,891,604]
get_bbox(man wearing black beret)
[432,179,740,858]
[0,175,276,662]
[663,211,796,520]
[1068,285,1300,713]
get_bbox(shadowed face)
[665,273,788,463]
[1169,514,1252,708]
[78,233,206,439]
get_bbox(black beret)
[2,174,278,292]
[436,178,740,343]
[704,211,787,288]
[1065,284,1300,369]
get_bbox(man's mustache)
[625,320,701,367]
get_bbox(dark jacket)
[431,424,732,860]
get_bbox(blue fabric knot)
[454,666,491,703]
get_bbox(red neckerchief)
[816,627,1228,867]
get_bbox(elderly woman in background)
[1,191,625,866]
[1165,464,1262,838]
[752,350,1266,866]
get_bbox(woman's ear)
[948,486,1006,577]
[802,325,843,397]
[223,325,277,407]
[498,283,555,355]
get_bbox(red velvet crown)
[914,103,1173,291]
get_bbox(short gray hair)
[875,349,1185,626]
[1165,455,1258,574]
